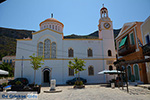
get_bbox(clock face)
[104,22,111,29]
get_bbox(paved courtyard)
[38,85,150,100]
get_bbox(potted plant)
[74,81,85,88]
[68,57,86,89]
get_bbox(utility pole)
[125,65,129,93]
[21,56,24,78]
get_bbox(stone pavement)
[138,84,150,90]
[38,85,150,100]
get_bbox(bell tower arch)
[98,4,112,39]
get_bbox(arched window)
[38,42,43,57]
[127,66,132,80]
[69,68,74,76]
[109,65,113,70]
[68,48,74,57]
[49,25,51,29]
[52,25,54,29]
[108,50,112,56]
[55,26,57,30]
[51,42,56,58]
[58,26,60,31]
[88,48,93,57]
[44,39,51,58]
[134,64,140,81]
[88,66,94,76]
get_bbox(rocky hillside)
[64,29,121,39]
[0,27,121,60]
[0,27,34,60]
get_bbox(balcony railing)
[118,45,136,56]
[142,42,150,56]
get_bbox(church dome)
[39,15,64,33]
[45,18,59,21]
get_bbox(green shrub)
[75,81,83,86]
[2,82,8,87]
[15,81,22,85]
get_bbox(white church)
[15,6,116,85]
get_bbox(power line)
[17,41,116,58]
[17,46,116,59]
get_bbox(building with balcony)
[141,16,150,83]
[115,22,147,83]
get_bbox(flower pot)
[74,85,85,89]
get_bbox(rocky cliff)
[0,27,34,60]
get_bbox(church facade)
[15,6,116,85]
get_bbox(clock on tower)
[104,22,111,29]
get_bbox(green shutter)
[130,33,135,45]
[119,36,128,48]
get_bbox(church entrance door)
[44,70,50,83]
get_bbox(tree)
[0,62,14,77]
[68,57,86,82]
[29,53,44,84]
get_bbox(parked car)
[8,78,29,85]
[66,77,87,85]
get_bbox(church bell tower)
[98,4,113,39]
[98,5,116,83]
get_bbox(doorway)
[134,64,140,81]
[127,66,132,81]
[44,70,50,83]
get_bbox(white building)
[15,6,116,85]
[2,56,16,64]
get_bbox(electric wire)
[17,41,116,58]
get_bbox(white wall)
[15,29,116,85]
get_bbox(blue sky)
[0,0,150,36]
